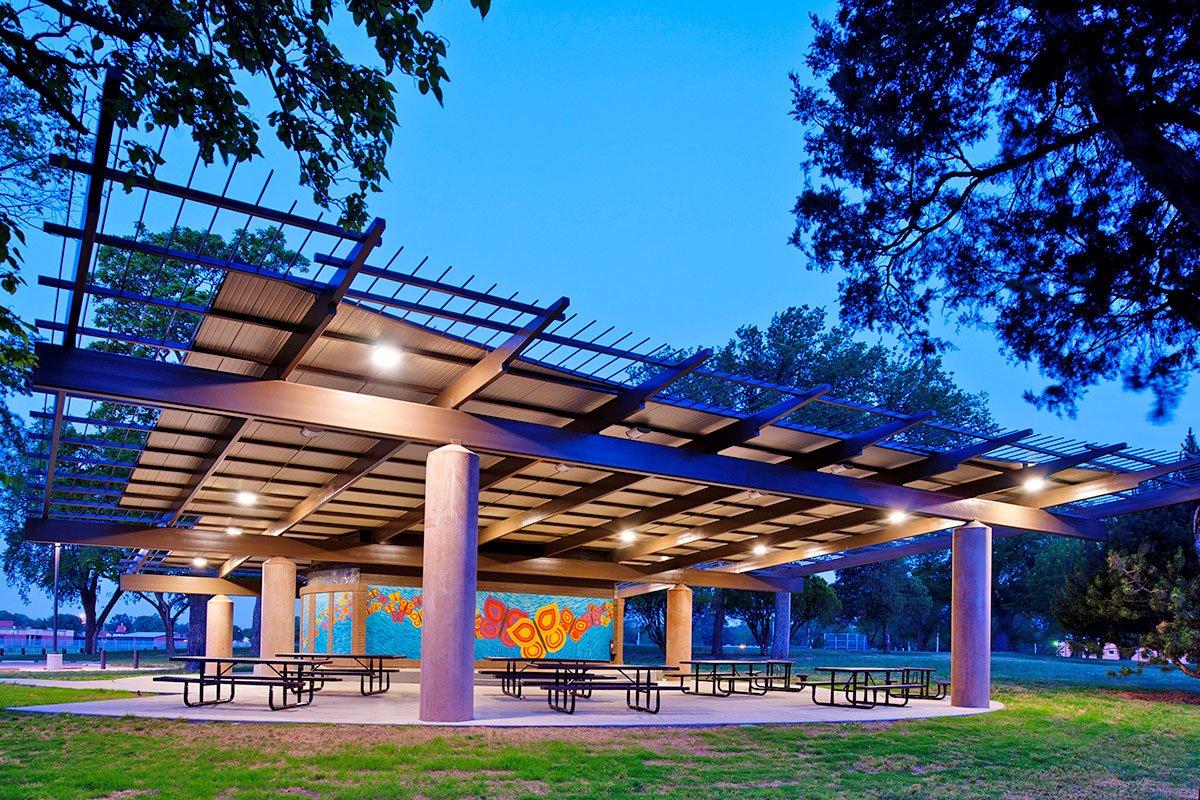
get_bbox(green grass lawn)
[0,652,1196,800]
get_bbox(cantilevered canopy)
[24,92,1200,593]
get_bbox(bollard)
[41,648,46,656]
[100,649,106,670]
[132,649,139,669]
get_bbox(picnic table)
[479,657,609,699]
[527,661,682,714]
[278,652,406,696]
[809,666,941,709]
[156,656,336,710]
[676,659,794,696]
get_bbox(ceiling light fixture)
[753,544,768,555]
[620,530,636,543]
[625,426,650,440]
[554,462,571,473]
[748,490,763,500]
[192,557,208,568]
[372,344,402,369]
[236,491,257,506]
[1024,477,1046,492]
[226,526,242,536]
[300,426,323,438]
[887,510,908,524]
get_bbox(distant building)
[0,620,77,649]
[95,630,188,651]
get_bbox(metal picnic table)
[158,655,334,710]
[527,661,679,714]
[676,659,794,696]
[810,666,940,709]
[278,652,407,695]
[479,657,609,699]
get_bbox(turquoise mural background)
[313,593,329,653]
[364,585,614,659]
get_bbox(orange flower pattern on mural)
[491,598,614,657]
[366,588,424,628]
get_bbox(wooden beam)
[31,344,1104,539]
[777,527,1029,576]
[615,583,673,599]
[121,573,260,597]
[39,393,66,518]
[789,412,935,470]
[433,296,569,410]
[267,217,385,379]
[376,349,714,544]
[63,68,121,348]
[480,381,830,544]
[1016,457,1200,509]
[1077,482,1200,518]
[165,417,252,524]
[25,519,804,592]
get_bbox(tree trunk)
[186,594,208,670]
[711,589,724,657]
[771,592,791,660]
[80,577,99,655]
[882,621,891,654]
[993,611,1015,652]
[250,595,261,653]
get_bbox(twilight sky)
[4,0,1196,622]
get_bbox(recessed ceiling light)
[554,462,571,473]
[753,544,767,555]
[620,530,636,543]
[192,557,208,568]
[748,490,763,500]
[236,491,256,506]
[1024,477,1046,492]
[887,510,908,524]
[372,344,402,368]
[226,526,242,536]
[300,426,323,438]
[625,426,650,440]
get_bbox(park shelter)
[24,76,1200,721]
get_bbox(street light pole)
[52,543,60,654]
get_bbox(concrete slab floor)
[3,675,1002,728]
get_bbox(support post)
[771,591,791,660]
[951,521,992,708]
[612,597,624,664]
[205,595,234,676]
[419,444,480,722]
[259,557,297,673]
[665,584,692,671]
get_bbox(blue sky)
[4,0,1197,622]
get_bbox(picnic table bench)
[676,659,794,696]
[809,667,943,709]
[277,652,406,696]
[524,662,684,714]
[478,657,610,699]
[156,656,339,710]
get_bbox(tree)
[792,0,1200,418]
[992,534,1082,651]
[836,560,931,653]
[656,305,994,446]
[723,591,775,654]
[0,0,489,232]
[790,576,841,642]
[134,591,187,655]
[624,592,666,652]
[1056,500,1199,671]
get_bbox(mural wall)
[364,586,614,659]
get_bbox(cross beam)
[32,344,1104,539]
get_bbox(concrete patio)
[2,674,1002,727]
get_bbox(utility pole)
[52,543,60,654]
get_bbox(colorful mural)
[331,591,353,652]
[364,585,613,659]
[299,594,311,652]
[313,592,329,653]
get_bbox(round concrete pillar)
[419,444,480,722]
[951,522,992,708]
[259,557,297,672]
[665,584,693,671]
[206,595,234,659]
[771,591,792,660]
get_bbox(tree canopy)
[791,0,1200,418]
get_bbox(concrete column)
[419,444,480,722]
[951,521,992,708]
[205,595,234,676]
[612,597,625,664]
[351,588,367,654]
[665,584,693,671]
[259,557,297,673]
[771,591,791,660]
